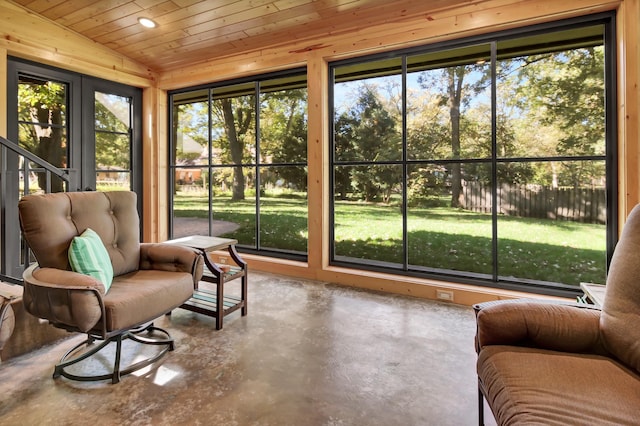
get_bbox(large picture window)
[330,15,615,295]
[169,70,308,259]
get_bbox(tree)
[418,63,490,207]
[212,96,254,201]
[511,47,605,188]
[334,111,358,199]
[94,94,131,172]
[18,78,66,192]
[173,101,208,165]
[260,89,308,191]
[335,84,401,202]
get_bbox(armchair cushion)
[19,191,141,275]
[26,266,104,333]
[475,300,606,354]
[101,270,194,331]
[68,228,114,292]
[478,345,640,425]
[139,243,203,287]
[600,204,640,374]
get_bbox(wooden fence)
[462,182,606,224]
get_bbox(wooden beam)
[306,51,329,274]
[618,0,640,224]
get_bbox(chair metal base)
[53,323,174,384]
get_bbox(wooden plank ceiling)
[11,0,471,73]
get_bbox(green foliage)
[260,89,308,190]
[508,47,606,187]
[334,44,605,204]
[335,84,402,202]
[174,102,208,165]
[174,86,309,198]
[95,95,130,170]
[18,78,67,192]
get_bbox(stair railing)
[0,136,79,283]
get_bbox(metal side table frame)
[164,236,247,329]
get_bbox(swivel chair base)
[53,323,174,384]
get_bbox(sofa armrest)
[23,264,105,333]
[139,243,204,286]
[475,299,605,354]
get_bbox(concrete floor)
[0,272,482,425]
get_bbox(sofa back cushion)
[19,191,140,277]
[601,203,640,374]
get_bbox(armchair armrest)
[474,299,606,354]
[139,243,204,286]
[23,264,105,333]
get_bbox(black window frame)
[167,67,309,261]
[328,12,617,297]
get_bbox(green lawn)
[173,193,606,287]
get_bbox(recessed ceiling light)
[138,17,157,29]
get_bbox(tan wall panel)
[306,51,329,274]
[142,87,158,242]
[618,0,640,223]
[141,86,169,243]
[156,88,169,243]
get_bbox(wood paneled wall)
[0,0,638,305]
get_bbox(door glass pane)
[95,92,132,191]
[18,75,68,193]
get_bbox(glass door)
[3,58,141,279]
[82,79,142,200]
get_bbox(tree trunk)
[448,67,465,208]
[221,99,245,201]
[35,106,64,193]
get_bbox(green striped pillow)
[68,228,114,293]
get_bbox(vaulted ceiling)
[11,0,472,73]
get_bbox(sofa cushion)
[68,228,114,292]
[601,204,640,374]
[99,269,193,332]
[478,345,640,425]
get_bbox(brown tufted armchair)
[474,204,640,424]
[18,191,203,383]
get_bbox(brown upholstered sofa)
[474,204,640,425]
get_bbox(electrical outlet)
[436,289,454,302]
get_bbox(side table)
[164,235,247,329]
[578,282,606,307]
